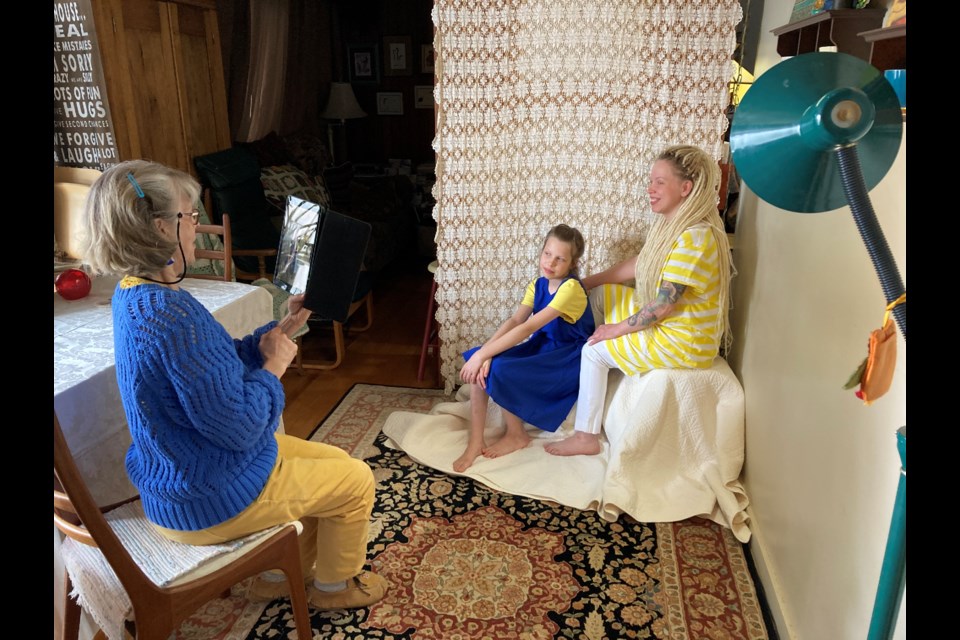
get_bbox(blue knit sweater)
[112,278,284,531]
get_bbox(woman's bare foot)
[453,443,486,472]
[482,432,531,459]
[545,431,602,456]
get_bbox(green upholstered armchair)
[193,147,280,280]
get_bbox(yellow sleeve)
[661,227,719,295]
[548,279,587,323]
[520,279,537,308]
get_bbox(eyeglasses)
[177,210,200,225]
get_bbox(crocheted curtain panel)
[432,0,742,392]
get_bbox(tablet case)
[273,195,371,322]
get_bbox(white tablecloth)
[53,276,274,505]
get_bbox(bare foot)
[453,444,486,472]
[482,432,531,459]
[545,432,602,456]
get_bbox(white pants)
[573,340,622,435]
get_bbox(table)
[54,275,274,505]
[54,276,274,640]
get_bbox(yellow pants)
[155,433,375,583]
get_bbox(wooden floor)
[280,255,443,440]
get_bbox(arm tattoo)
[626,282,687,328]
[660,281,687,304]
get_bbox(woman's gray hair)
[79,160,201,277]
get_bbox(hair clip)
[127,172,146,198]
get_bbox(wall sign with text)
[53,0,119,170]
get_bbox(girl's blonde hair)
[634,145,735,351]
[79,160,201,277]
[544,224,586,278]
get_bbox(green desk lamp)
[730,52,905,640]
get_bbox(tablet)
[273,195,371,322]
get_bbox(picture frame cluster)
[347,37,436,116]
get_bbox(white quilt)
[382,358,751,542]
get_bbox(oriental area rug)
[176,384,768,640]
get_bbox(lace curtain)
[432,0,742,392]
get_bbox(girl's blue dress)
[462,276,595,432]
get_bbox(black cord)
[137,219,188,286]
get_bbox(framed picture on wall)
[383,36,412,76]
[376,92,404,115]
[421,44,435,74]
[414,85,434,109]
[348,44,379,84]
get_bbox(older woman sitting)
[79,160,387,610]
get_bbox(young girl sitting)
[455,224,596,471]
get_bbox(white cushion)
[61,500,301,640]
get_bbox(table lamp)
[321,82,367,165]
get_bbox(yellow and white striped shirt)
[603,225,721,374]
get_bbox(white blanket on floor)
[382,358,751,542]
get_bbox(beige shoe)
[307,571,389,611]
[246,573,307,602]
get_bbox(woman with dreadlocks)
[546,145,734,456]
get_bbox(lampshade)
[321,82,366,120]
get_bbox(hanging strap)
[883,293,906,327]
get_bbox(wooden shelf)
[772,9,885,61]
[859,24,906,71]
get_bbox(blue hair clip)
[127,172,145,198]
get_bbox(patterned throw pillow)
[186,202,234,280]
[260,165,332,216]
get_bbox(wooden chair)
[54,411,312,640]
[195,159,279,283]
[251,277,373,374]
[187,213,234,282]
[718,160,731,213]
[232,243,278,283]
[295,287,374,372]
[201,189,276,282]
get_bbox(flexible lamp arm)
[832,144,907,640]
[835,145,906,340]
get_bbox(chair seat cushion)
[61,500,299,640]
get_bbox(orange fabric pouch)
[844,294,904,406]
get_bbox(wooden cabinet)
[91,0,231,175]
[772,9,885,61]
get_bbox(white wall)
[726,3,907,638]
